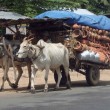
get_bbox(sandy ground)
[0,67,110,95]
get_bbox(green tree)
[0,0,110,17]
[87,0,110,14]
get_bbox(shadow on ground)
[1,80,110,94]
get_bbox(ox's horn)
[28,37,34,43]
[23,37,28,41]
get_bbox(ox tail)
[63,46,71,89]
[64,47,69,67]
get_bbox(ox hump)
[55,43,64,48]
[37,39,47,47]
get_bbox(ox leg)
[1,68,7,91]
[63,66,71,89]
[55,68,62,89]
[1,59,10,91]
[44,68,49,92]
[11,65,23,89]
[6,61,13,88]
[27,64,31,89]
[31,66,37,93]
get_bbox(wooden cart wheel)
[86,66,100,86]
[54,65,71,86]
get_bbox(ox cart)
[0,16,110,87]
[29,18,110,86]
[33,10,110,86]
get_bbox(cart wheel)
[86,66,100,86]
[54,66,71,86]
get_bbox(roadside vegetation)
[0,0,110,17]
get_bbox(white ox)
[17,38,71,93]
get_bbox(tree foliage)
[0,0,110,17]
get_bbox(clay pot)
[73,24,80,29]
[81,44,89,51]
[108,32,110,36]
[82,39,88,44]
[91,32,94,37]
[98,51,107,63]
[85,26,90,31]
[105,31,109,36]
[73,41,82,51]
[93,29,96,33]
[98,30,103,34]
[95,29,99,34]
[97,35,101,40]
[82,30,88,38]
[101,35,110,42]
[89,28,93,31]
[81,26,86,30]
[72,29,83,38]
[102,30,106,35]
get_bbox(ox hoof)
[0,88,4,92]
[27,86,31,90]
[11,83,18,89]
[54,87,59,91]
[30,89,36,94]
[44,89,48,92]
[66,83,71,89]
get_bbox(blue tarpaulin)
[35,10,110,31]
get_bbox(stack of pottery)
[71,23,110,64]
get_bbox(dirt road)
[0,67,110,95]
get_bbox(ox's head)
[16,37,33,58]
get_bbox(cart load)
[35,10,110,66]
[68,24,110,65]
